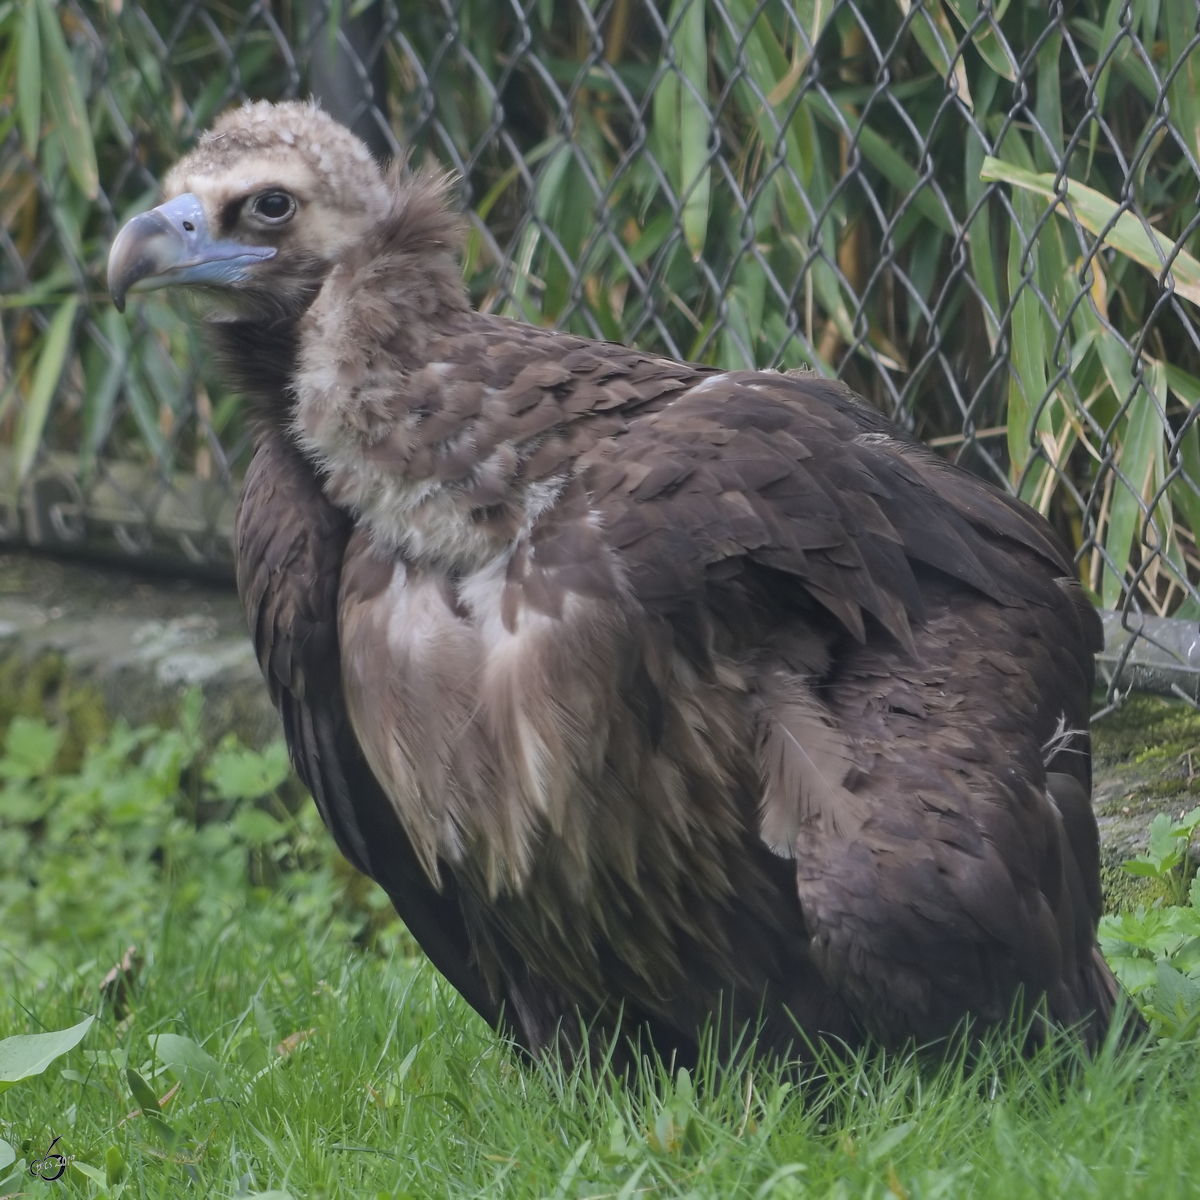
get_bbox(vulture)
[109,100,1118,1064]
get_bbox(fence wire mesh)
[3,0,1200,708]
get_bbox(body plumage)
[109,101,1117,1064]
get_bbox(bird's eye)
[252,191,295,223]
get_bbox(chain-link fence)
[4,0,1200,707]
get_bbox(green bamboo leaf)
[720,0,820,227]
[652,55,680,196]
[1006,188,1048,479]
[16,295,79,484]
[980,157,1200,306]
[807,94,955,234]
[796,0,832,49]
[965,133,1002,347]
[1171,428,1200,551]
[35,0,97,198]
[1103,361,1167,608]
[79,307,128,480]
[1165,0,1200,165]
[505,140,570,321]
[1081,0,1128,178]
[897,0,972,108]
[1034,30,1063,171]
[1162,364,1200,548]
[718,260,767,369]
[1069,17,1158,107]
[943,0,1016,81]
[17,0,38,155]
[671,0,710,259]
[897,0,950,76]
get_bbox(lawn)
[3,700,1200,1198]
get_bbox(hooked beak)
[107,193,276,312]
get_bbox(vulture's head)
[108,101,395,318]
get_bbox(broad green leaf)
[71,1161,107,1187]
[1156,961,1200,1021]
[206,739,290,800]
[1105,952,1157,994]
[0,715,61,779]
[551,1140,592,1199]
[17,0,38,155]
[125,1067,160,1111]
[149,1032,225,1087]
[718,257,767,369]
[625,211,673,268]
[232,808,288,844]
[105,1145,126,1187]
[35,0,97,198]
[1148,810,1187,866]
[1102,363,1166,608]
[501,224,541,324]
[0,1140,13,1171]
[1122,859,1167,878]
[866,1120,915,1165]
[980,157,1200,306]
[16,295,78,483]
[0,1016,94,1092]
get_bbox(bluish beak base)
[107,193,275,311]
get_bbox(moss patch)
[1092,693,1200,769]
[0,649,109,772]
[1092,693,1200,912]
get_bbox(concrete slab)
[0,550,280,748]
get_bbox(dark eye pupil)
[256,193,291,219]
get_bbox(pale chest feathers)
[290,354,566,572]
[337,532,643,894]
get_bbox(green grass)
[4,900,1200,1200]
[5,705,1200,1197]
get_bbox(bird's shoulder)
[430,328,1097,657]
[295,299,1098,670]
